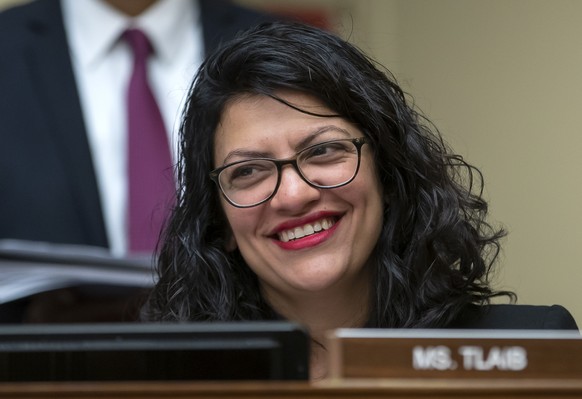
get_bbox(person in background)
[0,0,275,255]
[140,21,578,380]
[0,0,275,322]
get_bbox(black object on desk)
[0,321,309,381]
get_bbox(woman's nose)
[269,165,320,211]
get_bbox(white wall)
[352,0,582,323]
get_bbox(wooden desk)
[1,379,582,399]
[2,328,581,398]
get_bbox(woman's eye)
[230,164,264,180]
[310,145,330,157]
[231,166,254,179]
[227,162,273,186]
[304,142,349,160]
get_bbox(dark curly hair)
[142,21,514,327]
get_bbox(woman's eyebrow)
[222,149,271,165]
[221,125,352,165]
[295,125,352,150]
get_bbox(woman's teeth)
[278,218,335,242]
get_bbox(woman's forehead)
[212,93,358,164]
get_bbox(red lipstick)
[272,216,341,251]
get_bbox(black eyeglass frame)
[209,137,368,208]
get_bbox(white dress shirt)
[61,0,203,255]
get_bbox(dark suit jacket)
[448,304,579,331]
[0,0,273,248]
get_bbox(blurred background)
[2,0,581,324]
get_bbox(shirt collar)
[61,0,198,67]
[135,0,199,64]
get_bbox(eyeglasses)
[210,137,368,208]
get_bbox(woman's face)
[213,91,384,305]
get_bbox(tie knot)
[124,28,152,60]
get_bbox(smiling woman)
[212,92,383,330]
[141,21,578,380]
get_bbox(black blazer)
[448,304,579,331]
[0,0,273,248]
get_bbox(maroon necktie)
[124,29,174,254]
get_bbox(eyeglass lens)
[217,139,363,207]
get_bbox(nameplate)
[326,329,582,379]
